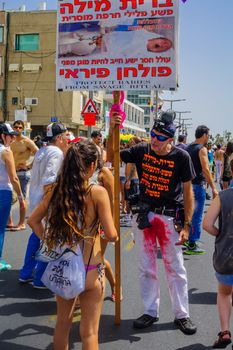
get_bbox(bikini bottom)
[85,263,106,292]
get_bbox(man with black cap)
[19,122,69,289]
[107,111,197,335]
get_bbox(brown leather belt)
[16,168,30,172]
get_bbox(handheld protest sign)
[113,90,121,325]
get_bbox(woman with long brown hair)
[221,140,233,189]
[28,140,118,350]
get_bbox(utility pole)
[182,122,192,135]
[176,111,192,125]
[179,118,192,134]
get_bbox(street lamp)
[175,111,191,128]
[163,98,186,110]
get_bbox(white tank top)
[0,144,13,191]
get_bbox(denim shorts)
[120,176,126,184]
[16,170,31,198]
[215,272,233,286]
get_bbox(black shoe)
[206,193,211,200]
[133,314,159,329]
[174,317,197,335]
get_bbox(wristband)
[184,221,192,227]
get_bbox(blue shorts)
[215,272,233,286]
[16,170,31,198]
[120,176,126,184]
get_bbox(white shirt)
[29,145,64,212]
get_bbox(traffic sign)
[51,116,58,122]
[81,99,98,115]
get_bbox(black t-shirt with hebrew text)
[120,142,195,208]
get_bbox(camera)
[128,194,152,230]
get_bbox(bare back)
[215,149,224,162]
[81,184,117,266]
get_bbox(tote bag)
[35,240,76,263]
[41,245,86,300]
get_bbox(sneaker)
[206,193,211,200]
[183,243,205,255]
[182,242,190,250]
[33,282,47,290]
[0,260,12,271]
[133,314,159,329]
[19,277,33,283]
[174,317,197,335]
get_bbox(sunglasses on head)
[150,130,170,142]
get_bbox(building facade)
[0,8,145,138]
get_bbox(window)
[12,97,18,105]
[15,34,39,51]
[0,26,4,43]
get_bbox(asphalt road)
[0,197,227,350]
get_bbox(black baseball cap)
[0,123,19,136]
[42,122,67,142]
[152,111,177,138]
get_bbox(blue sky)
[4,0,233,140]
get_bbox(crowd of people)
[0,114,233,349]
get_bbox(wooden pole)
[113,91,121,325]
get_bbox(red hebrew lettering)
[96,68,110,78]
[120,0,144,10]
[124,67,138,78]
[74,0,87,13]
[94,0,111,11]
[152,0,173,7]
[158,66,172,76]
[80,69,90,78]
[65,69,79,78]
[60,3,74,14]
[117,68,123,80]
[138,64,150,77]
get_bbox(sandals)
[212,330,231,349]
[10,224,26,231]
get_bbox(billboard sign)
[56,0,179,91]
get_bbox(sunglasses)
[150,131,170,142]
[14,126,23,130]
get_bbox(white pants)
[133,212,189,319]
[215,160,222,181]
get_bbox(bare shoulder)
[2,147,12,159]
[199,146,207,157]
[25,137,37,147]
[100,166,113,178]
[91,184,107,196]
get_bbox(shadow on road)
[0,342,40,349]
[98,314,176,344]
[188,288,217,305]
[0,324,54,349]
[0,300,56,317]
[0,314,176,349]
[176,344,212,350]
[0,269,53,300]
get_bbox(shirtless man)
[214,144,224,183]
[9,120,38,230]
